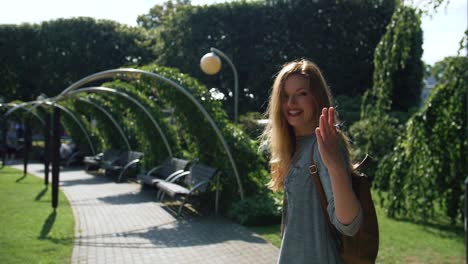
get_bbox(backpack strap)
[310,142,331,219]
[310,141,341,246]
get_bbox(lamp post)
[51,105,60,210]
[200,47,239,124]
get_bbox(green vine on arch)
[96,64,271,215]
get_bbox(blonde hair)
[261,59,352,192]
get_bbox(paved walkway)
[12,163,279,264]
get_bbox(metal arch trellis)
[59,87,173,158]
[4,100,45,118]
[58,68,245,200]
[6,89,170,157]
[43,102,97,156]
[1,103,46,125]
[4,90,171,157]
[3,100,97,156]
[0,103,46,169]
[76,97,132,152]
[2,68,245,201]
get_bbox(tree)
[355,0,467,223]
[376,55,467,223]
[137,0,192,29]
[0,18,156,102]
[350,3,424,173]
[140,0,396,116]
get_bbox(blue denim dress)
[278,134,362,264]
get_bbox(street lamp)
[200,47,239,124]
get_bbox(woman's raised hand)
[315,107,344,171]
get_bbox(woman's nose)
[287,95,297,106]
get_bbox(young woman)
[261,60,362,263]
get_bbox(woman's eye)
[299,92,307,96]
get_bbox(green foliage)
[2,1,407,118]
[67,99,122,152]
[100,80,182,167]
[361,3,423,116]
[77,64,273,219]
[376,56,467,223]
[238,111,264,139]
[57,102,103,155]
[137,0,191,29]
[0,18,155,102]
[350,3,467,226]
[351,3,424,177]
[136,65,271,208]
[55,81,182,169]
[431,56,463,82]
[334,95,362,128]
[144,0,395,115]
[349,114,400,177]
[227,191,282,226]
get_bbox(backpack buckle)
[309,165,318,175]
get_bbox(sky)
[0,0,466,65]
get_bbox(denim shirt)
[278,134,363,264]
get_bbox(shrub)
[238,112,265,139]
[227,191,282,226]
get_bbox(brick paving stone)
[13,163,279,263]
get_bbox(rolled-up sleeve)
[328,199,362,236]
[314,142,363,236]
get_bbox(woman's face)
[281,74,316,136]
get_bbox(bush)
[334,95,362,128]
[238,112,265,139]
[349,114,400,179]
[227,191,282,226]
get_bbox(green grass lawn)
[250,193,465,264]
[0,166,75,264]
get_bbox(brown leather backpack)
[310,143,379,264]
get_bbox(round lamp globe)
[200,52,222,75]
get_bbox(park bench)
[63,150,84,167]
[156,163,220,216]
[102,151,144,183]
[83,149,122,171]
[138,157,190,188]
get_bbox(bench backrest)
[185,163,218,192]
[157,158,190,179]
[116,151,144,166]
[102,149,121,161]
[100,149,122,165]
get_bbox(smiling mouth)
[287,110,303,117]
